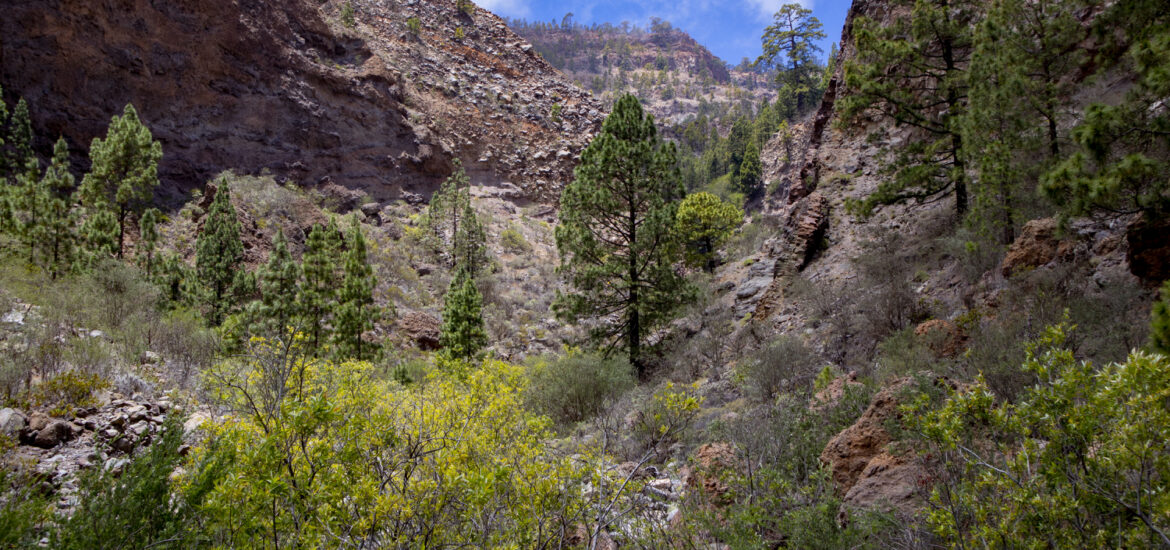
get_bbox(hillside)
[0,0,603,203]
[507,17,776,127]
[0,0,1168,547]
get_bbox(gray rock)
[0,408,28,435]
[736,277,772,300]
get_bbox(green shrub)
[340,1,355,27]
[0,469,52,548]
[910,322,1170,547]
[20,370,111,416]
[498,227,531,253]
[737,335,822,401]
[524,350,635,427]
[407,17,421,35]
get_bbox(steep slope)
[0,0,602,203]
[508,20,775,126]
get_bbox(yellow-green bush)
[20,370,111,416]
[192,337,590,547]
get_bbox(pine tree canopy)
[79,104,162,258]
[439,266,488,362]
[196,182,244,325]
[554,94,693,375]
[840,0,981,220]
[333,216,377,361]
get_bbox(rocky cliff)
[508,21,775,127]
[1,0,602,203]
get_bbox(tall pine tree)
[963,0,1087,244]
[439,266,488,361]
[757,3,826,114]
[840,0,982,220]
[333,217,377,361]
[423,159,489,277]
[79,104,162,258]
[196,183,245,325]
[554,94,693,376]
[40,138,78,279]
[251,229,302,342]
[300,221,339,353]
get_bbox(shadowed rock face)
[1,0,604,204]
[1,0,442,201]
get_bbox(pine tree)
[80,209,119,266]
[251,229,302,341]
[963,0,1086,244]
[423,159,489,276]
[40,138,78,279]
[757,3,826,113]
[454,200,488,276]
[734,139,763,201]
[839,0,982,220]
[196,183,245,325]
[137,208,160,277]
[79,104,162,258]
[726,116,752,177]
[300,222,339,353]
[554,94,693,375]
[15,157,44,264]
[439,266,488,361]
[675,192,744,272]
[333,217,377,361]
[8,99,34,175]
[1042,24,1170,222]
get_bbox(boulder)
[399,311,442,350]
[0,408,28,435]
[841,449,921,514]
[820,381,906,495]
[28,412,52,432]
[1001,218,1070,277]
[32,420,73,449]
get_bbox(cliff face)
[0,0,603,203]
[508,22,775,126]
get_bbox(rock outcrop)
[1,0,602,203]
[1001,218,1074,277]
[820,379,927,517]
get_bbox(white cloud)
[744,0,812,21]
[475,0,531,18]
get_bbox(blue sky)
[479,0,852,65]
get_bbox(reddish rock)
[685,442,737,506]
[840,449,922,515]
[399,311,441,351]
[810,371,862,411]
[914,319,966,358]
[1001,218,1069,277]
[820,382,901,496]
